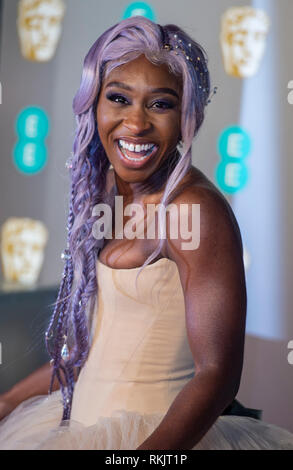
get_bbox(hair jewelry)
[158,24,217,106]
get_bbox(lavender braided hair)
[45,16,213,422]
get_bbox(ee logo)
[215,126,251,194]
[122,2,155,20]
[13,106,50,174]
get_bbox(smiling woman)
[1,16,293,450]
[97,55,181,174]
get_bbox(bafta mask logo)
[0,218,48,287]
[220,6,270,78]
[17,0,65,62]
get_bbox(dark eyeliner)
[105,93,175,109]
[151,100,175,109]
[106,92,129,104]
[161,101,174,108]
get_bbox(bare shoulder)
[172,165,231,210]
[166,166,244,257]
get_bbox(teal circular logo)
[215,161,249,194]
[15,107,49,141]
[13,141,48,174]
[13,106,50,174]
[218,126,251,161]
[122,2,155,20]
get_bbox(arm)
[137,186,247,449]
[0,361,79,416]
[1,361,60,409]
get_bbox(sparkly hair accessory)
[158,25,217,106]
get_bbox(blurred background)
[0,0,292,431]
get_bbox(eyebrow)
[105,81,179,99]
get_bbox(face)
[18,0,65,62]
[221,13,268,78]
[96,54,182,193]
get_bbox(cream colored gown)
[0,256,293,449]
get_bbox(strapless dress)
[0,256,293,449]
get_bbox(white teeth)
[118,141,158,162]
[121,148,151,161]
[118,139,155,153]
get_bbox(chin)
[114,166,150,181]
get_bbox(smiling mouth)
[117,140,159,162]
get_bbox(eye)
[106,93,129,105]
[151,100,174,110]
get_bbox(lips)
[115,140,159,168]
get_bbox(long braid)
[61,140,110,420]
[46,109,110,421]
[45,167,76,396]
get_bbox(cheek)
[161,115,181,143]
[96,105,113,142]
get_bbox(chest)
[97,201,168,269]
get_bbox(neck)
[114,148,182,202]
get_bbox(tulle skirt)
[0,389,293,450]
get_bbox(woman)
[0,16,293,450]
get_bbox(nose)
[123,106,152,135]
